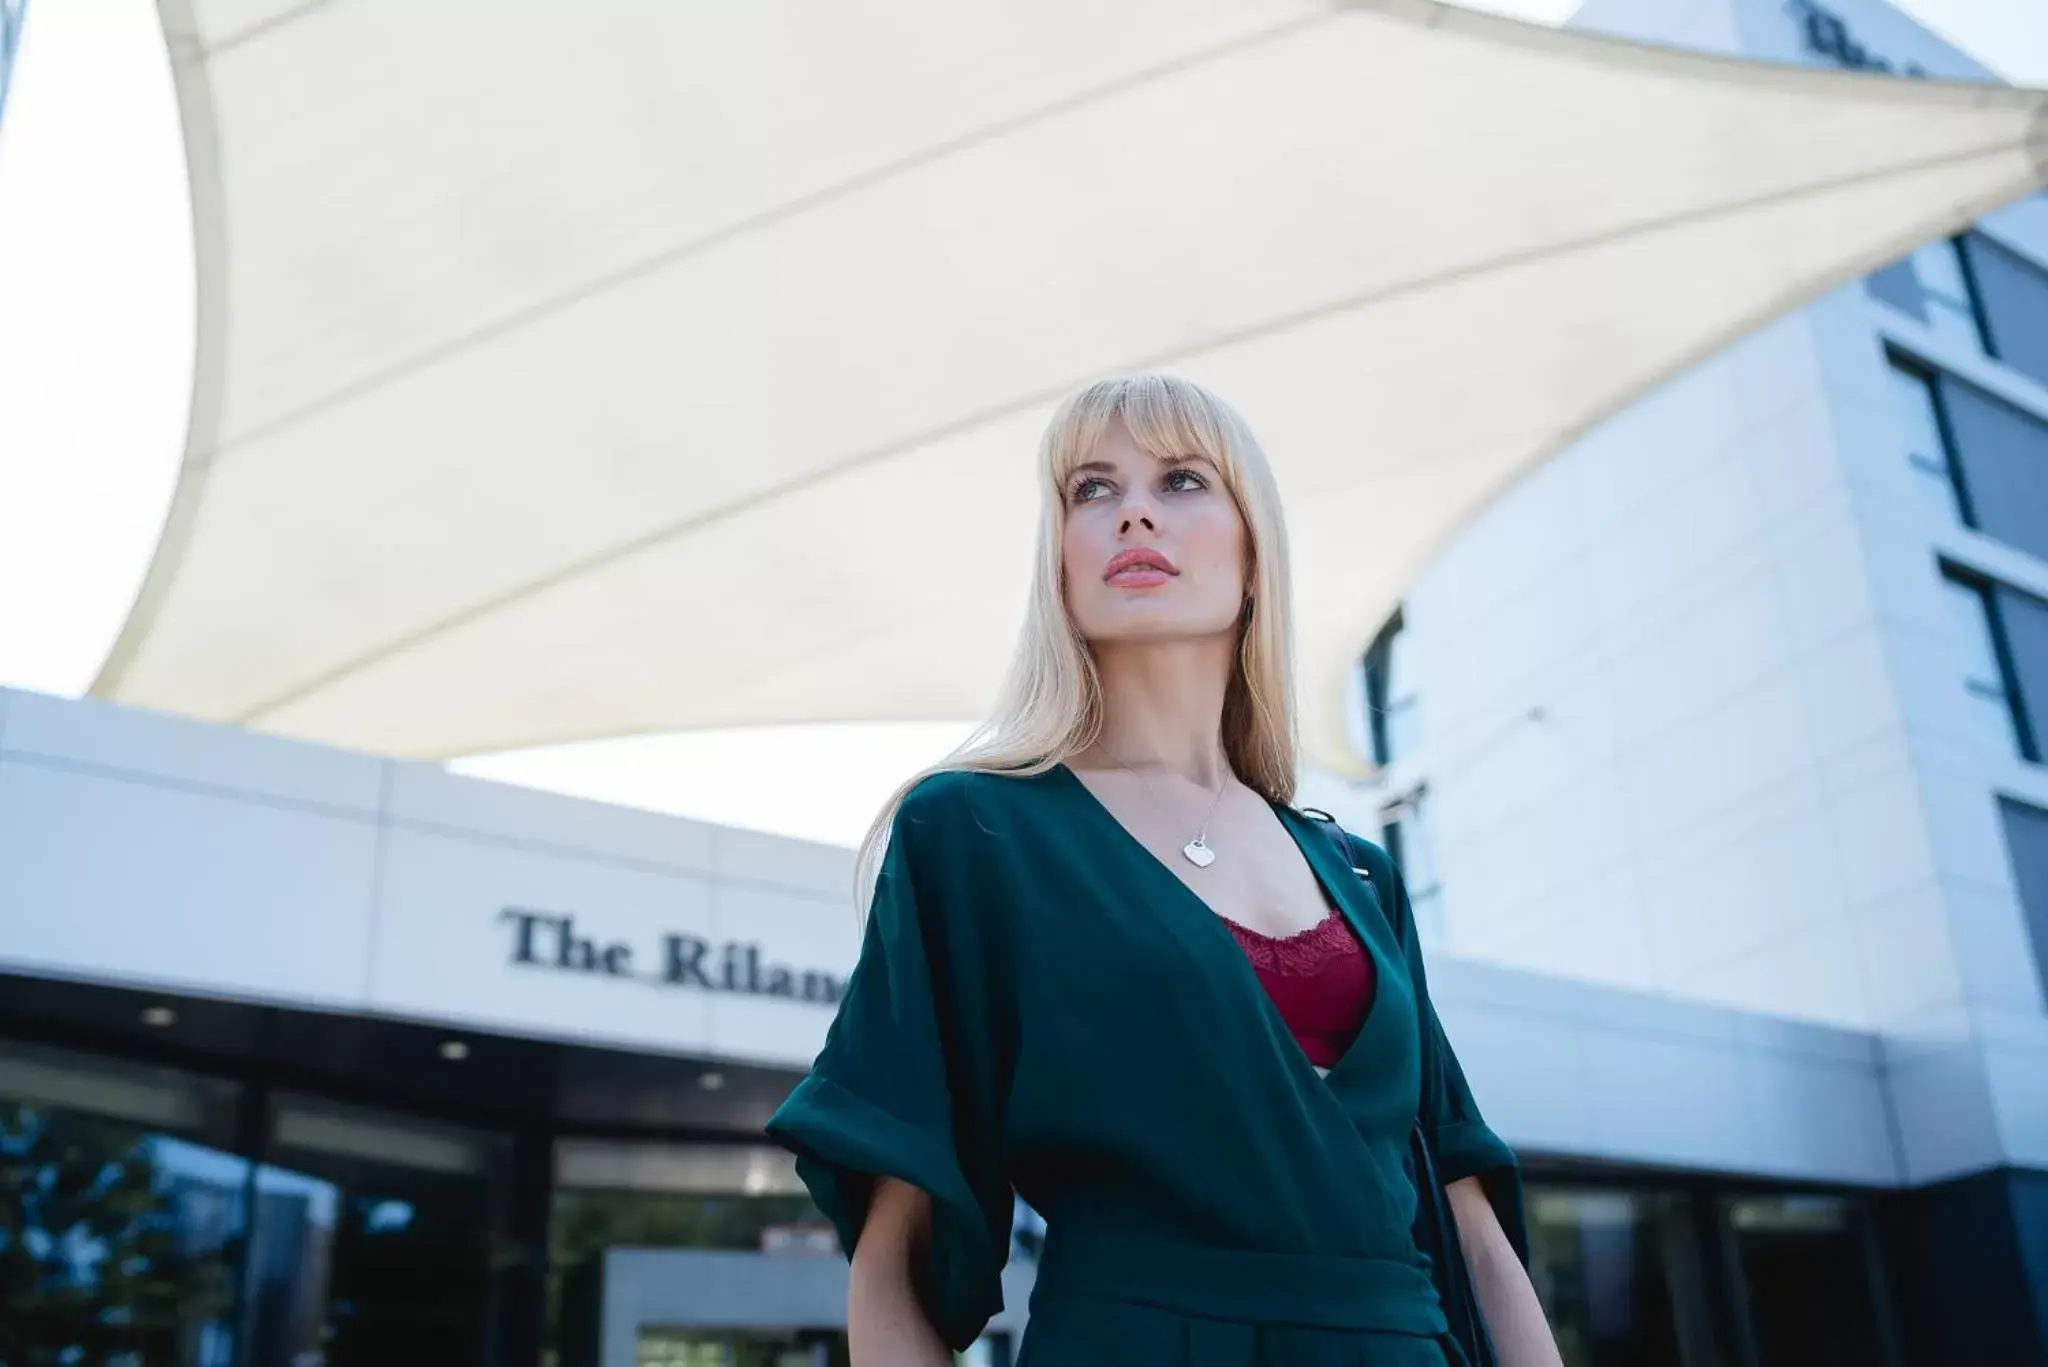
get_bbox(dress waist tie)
[1031,1226,1450,1338]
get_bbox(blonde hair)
[853,374,1299,912]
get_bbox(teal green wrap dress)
[765,765,1526,1366]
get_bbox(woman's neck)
[1078,635,1236,788]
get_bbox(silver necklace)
[1108,753,1229,868]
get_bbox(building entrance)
[632,1327,846,1367]
[581,1247,849,1367]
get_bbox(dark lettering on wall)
[505,908,845,1006]
[664,934,714,988]
[500,908,555,964]
[1787,0,1928,76]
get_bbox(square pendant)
[1182,837,1215,868]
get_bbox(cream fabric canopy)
[107,0,2048,775]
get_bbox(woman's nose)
[1118,493,1159,536]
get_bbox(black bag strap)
[1297,806,1499,1367]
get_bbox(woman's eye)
[1071,477,1110,502]
[1165,468,1208,492]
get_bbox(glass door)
[1524,1185,1719,1367]
[242,1096,510,1367]
[1724,1194,1900,1367]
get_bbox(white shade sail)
[104,0,2048,774]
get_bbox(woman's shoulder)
[899,763,1064,808]
[882,769,1054,938]
[1294,806,1409,924]
[1292,804,1390,866]
[893,765,1058,840]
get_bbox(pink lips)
[1104,547,1178,588]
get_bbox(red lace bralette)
[1222,899,1377,1068]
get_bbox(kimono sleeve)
[1385,853,1531,1262]
[764,781,1013,1351]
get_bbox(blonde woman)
[766,376,1560,1367]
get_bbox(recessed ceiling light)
[439,1040,470,1061]
[698,1071,726,1091]
[140,1006,176,1028]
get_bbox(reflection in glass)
[1941,574,2025,760]
[1365,616,1420,769]
[1728,1195,1891,1367]
[552,1141,827,1259]
[1960,232,2048,390]
[1886,361,1964,526]
[247,1096,508,1367]
[1525,1187,1703,1367]
[1942,379,2048,563]
[550,1143,832,1367]
[1389,788,1444,949]
[0,1043,247,1367]
[636,1329,846,1367]
[1910,240,1986,354]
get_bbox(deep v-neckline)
[1052,761,1393,1082]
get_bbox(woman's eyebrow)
[1067,453,1214,478]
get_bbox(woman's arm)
[847,1176,955,1367]
[1449,1176,1563,1367]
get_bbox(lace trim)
[1222,908,1360,976]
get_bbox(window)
[0,1042,249,1367]
[1886,359,1968,525]
[1864,257,1923,321]
[1911,239,1988,353]
[1989,579,2048,763]
[251,1096,511,1367]
[551,1140,824,1256]
[1524,1186,1712,1367]
[549,1142,832,1366]
[1724,1195,1899,1367]
[1942,567,2048,765]
[1364,611,1418,768]
[1934,376,2048,564]
[1867,229,2048,388]
[1381,785,1444,948]
[1959,232,2048,392]
[1887,353,2048,564]
[1997,797,2048,1008]
[1939,570,2030,762]
[1867,238,1986,355]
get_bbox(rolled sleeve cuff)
[1433,1119,1517,1186]
[766,1073,1004,1350]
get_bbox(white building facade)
[1316,0,2048,1360]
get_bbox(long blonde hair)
[854,374,1299,911]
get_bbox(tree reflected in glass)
[0,1100,245,1367]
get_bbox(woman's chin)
[1078,608,1242,646]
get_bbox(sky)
[1,0,2045,848]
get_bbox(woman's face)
[1060,418,1249,646]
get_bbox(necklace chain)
[1107,751,1230,867]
